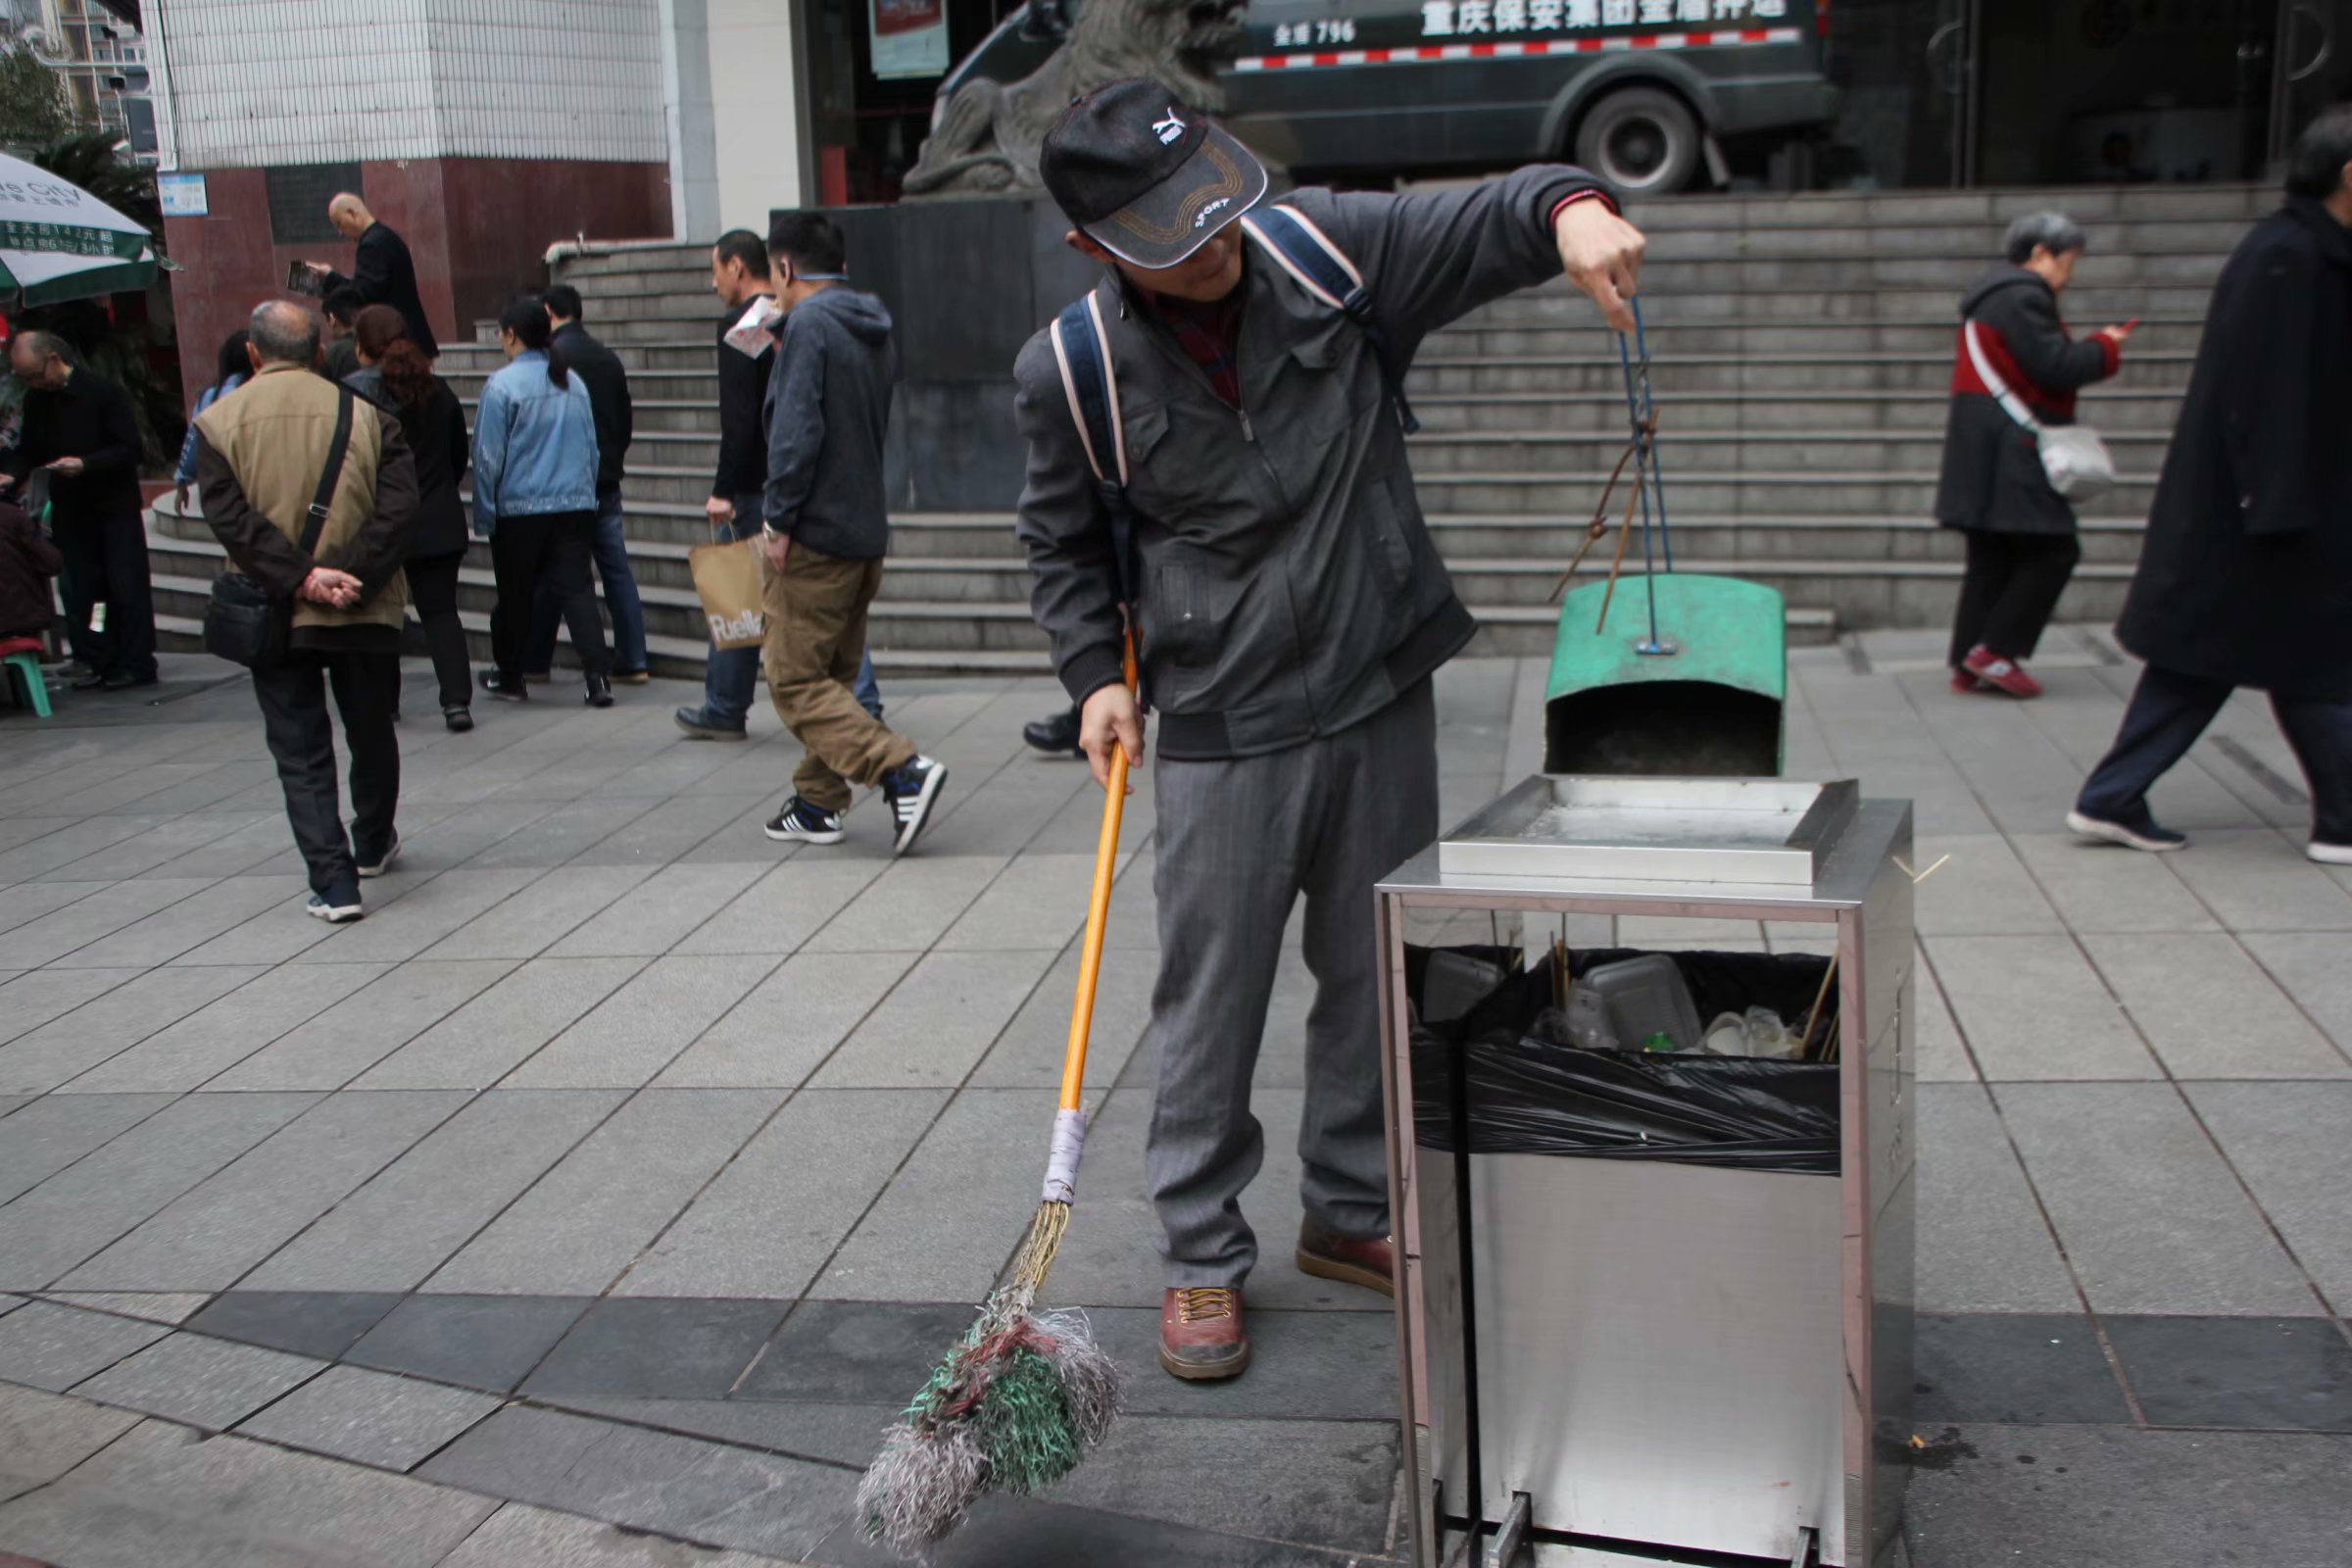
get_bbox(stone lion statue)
[902,0,1248,197]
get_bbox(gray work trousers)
[1145,678,1439,1289]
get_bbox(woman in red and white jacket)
[1933,212,2133,697]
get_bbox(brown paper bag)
[689,534,767,650]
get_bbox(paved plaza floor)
[0,631,2347,1568]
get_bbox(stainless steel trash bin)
[1376,776,1916,1568]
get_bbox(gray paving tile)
[809,947,1054,1089]
[0,877,219,967]
[0,963,267,1095]
[0,965,136,1048]
[523,1297,791,1400]
[2187,1082,2352,1304]
[163,868,427,967]
[0,1381,142,1502]
[245,1089,625,1293]
[915,756,1093,858]
[235,1364,504,1471]
[800,855,1008,953]
[0,1415,501,1567]
[565,790,772,867]
[60,1091,466,1292]
[543,860,768,956]
[734,1298,1023,1405]
[2241,932,2352,1058]
[458,795,662,867]
[2104,1314,2352,1432]
[0,814,156,883]
[2010,831,2222,934]
[49,875,308,968]
[2082,933,2349,1080]
[968,939,1155,1091]
[1927,935,2158,1081]
[40,1293,213,1325]
[434,1501,795,1568]
[416,1404,858,1561]
[284,867,543,964]
[415,863,658,961]
[1915,1084,2082,1314]
[0,1093,318,1290]
[73,1332,325,1429]
[347,1295,591,1393]
[428,1088,783,1295]
[654,950,916,1089]
[0,1300,168,1391]
[810,1090,1052,1302]
[184,1291,406,1360]
[2166,827,2352,932]
[501,955,774,1089]
[614,1088,943,1299]
[0,1093,173,1203]
[934,852,1102,952]
[351,956,648,1091]
[0,877,115,937]
[671,857,885,955]
[1912,947,1978,1084]
[1998,1082,2322,1316]
[1906,1423,2352,1568]
[1911,834,2064,937]
[62,962,390,1093]
[1913,1312,2130,1426]
[209,959,517,1092]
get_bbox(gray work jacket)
[1012,164,1605,760]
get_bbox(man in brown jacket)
[196,300,418,921]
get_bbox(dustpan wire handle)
[1616,319,1662,652]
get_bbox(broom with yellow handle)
[857,635,1138,1554]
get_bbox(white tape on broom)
[1041,1107,1088,1203]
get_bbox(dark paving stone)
[1907,1422,2352,1568]
[810,1486,1392,1568]
[182,1291,403,1362]
[540,1394,900,1467]
[2105,1315,2352,1432]
[734,1299,982,1403]
[1053,1414,1398,1555]
[346,1295,590,1393]
[522,1297,794,1400]
[1912,1312,2131,1426]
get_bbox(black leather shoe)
[71,671,108,691]
[1022,705,1082,757]
[477,669,527,701]
[583,672,614,709]
[443,705,473,733]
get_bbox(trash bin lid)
[1439,775,1859,885]
[1548,573,1788,708]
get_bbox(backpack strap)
[1240,204,1419,434]
[1048,291,1138,610]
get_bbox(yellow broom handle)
[1058,634,1137,1113]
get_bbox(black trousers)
[252,648,400,895]
[403,550,471,710]
[1949,530,2081,668]
[489,511,606,682]
[56,509,156,681]
[2079,663,2352,846]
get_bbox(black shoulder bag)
[203,388,356,669]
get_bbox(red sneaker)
[1962,645,2043,699]
[1951,668,1991,695]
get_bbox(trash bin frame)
[1375,793,1916,1568]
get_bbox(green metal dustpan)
[1543,303,1788,778]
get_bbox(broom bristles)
[856,1199,1122,1556]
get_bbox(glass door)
[1923,0,1981,188]
[2271,0,2352,167]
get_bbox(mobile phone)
[284,259,325,298]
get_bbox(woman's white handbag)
[1965,319,2118,503]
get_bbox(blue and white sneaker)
[357,831,401,879]
[2066,808,2186,854]
[307,883,365,923]
[764,796,846,845]
[880,756,948,856]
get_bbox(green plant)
[0,34,78,153]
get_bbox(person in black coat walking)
[524,286,647,682]
[305,195,442,360]
[1934,212,2133,698]
[348,305,473,731]
[2072,109,2352,862]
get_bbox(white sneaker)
[2065,809,2187,853]
[2309,841,2352,866]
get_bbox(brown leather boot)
[1297,1220,1395,1298]
[1158,1286,1250,1381]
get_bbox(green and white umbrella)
[0,150,159,307]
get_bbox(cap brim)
[1081,124,1268,270]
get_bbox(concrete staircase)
[148,182,2261,676]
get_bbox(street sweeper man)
[1014,79,1648,1382]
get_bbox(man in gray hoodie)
[757,213,947,856]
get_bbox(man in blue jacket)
[1013,80,1644,1380]
[755,213,946,856]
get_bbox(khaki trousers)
[761,541,915,811]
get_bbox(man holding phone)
[1,330,155,689]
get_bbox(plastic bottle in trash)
[1562,985,1618,1052]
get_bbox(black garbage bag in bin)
[1409,947,1841,1177]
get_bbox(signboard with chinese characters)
[157,173,208,219]
[1416,0,1788,37]
[869,0,950,79]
